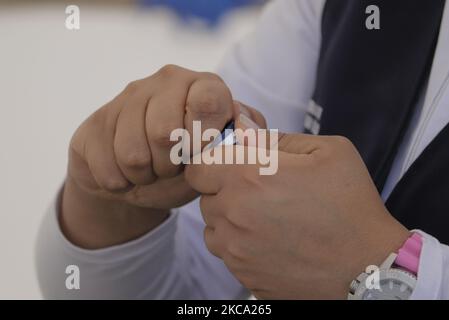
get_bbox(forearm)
[61,176,170,249]
[36,192,184,299]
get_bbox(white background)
[0,3,258,299]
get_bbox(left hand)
[184,130,410,299]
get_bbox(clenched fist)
[61,65,265,248]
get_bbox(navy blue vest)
[309,0,448,243]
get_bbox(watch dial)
[362,278,414,300]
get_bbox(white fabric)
[36,0,449,299]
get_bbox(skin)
[62,65,410,298]
[185,134,410,299]
[61,65,265,249]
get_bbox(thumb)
[234,100,273,147]
[232,100,322,154]
[234,124,322,154]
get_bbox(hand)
[185,132,411,299]
[62,65,265,248]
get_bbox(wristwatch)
[348,233,422,300]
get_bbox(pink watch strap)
[394,233,423,275]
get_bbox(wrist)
[344,209,421,300]
[347,230,421,300]
[367,218,412,268]
[61,177,170,249]
[345,211,411,290]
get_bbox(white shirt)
[36,0,449,299]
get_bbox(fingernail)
[235,101,251,117]
[239,113,260,130]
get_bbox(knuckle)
[226,240,245,260]
[227,201,255,230]
[199,196,211,215]
[325,135,356,156]
[88,108,107,129]
[69,130,85,157]
[222,203,244,226]
[203,228,220,257]
[157,64,180,78]
[183,165,196,185]
[101,176,129,192]
[331,135,352,147]
[201,71,224,82]
[226,211,247,229]
[124,80,142,94]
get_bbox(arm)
[35,190,246,299]
[35,0,325,299]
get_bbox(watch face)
[360,269,417,300]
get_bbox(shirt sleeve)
[35,190,247,299]
[35,0,324,300]
[410,230,449,300]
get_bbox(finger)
[234,102,278,149]
[234,101,327,155]
[114,90,156,186]
[235,101,267,129]
[184,151,229,194]
[199,194,222,228]
[204,220,235,259]
[124,174,198,209]
[68,146,99,191]
[185,144,265,193]
[85,100,131,193]
[146,76,195,178]
[204,226,222,258]
[184,75,234,156]
[234,123,327,155]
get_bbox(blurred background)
[0,0,263,299]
